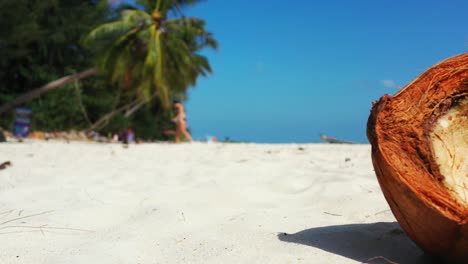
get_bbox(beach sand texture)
[0,142,431,263]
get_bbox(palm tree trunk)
[88,99,140,131]
[90,92,159,131]
[0,68,99,115]
[123,93,158,118]
[124,100,147,117]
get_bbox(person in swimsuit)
[172,100,193,143]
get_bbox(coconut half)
[367,53,467,263]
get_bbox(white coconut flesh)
[430,99,468,206]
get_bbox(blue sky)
[179,1,466,143]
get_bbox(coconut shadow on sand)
[278,222,443,264]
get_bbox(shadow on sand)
[278,222,442,264]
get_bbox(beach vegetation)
[83,0,218,113]
[0,0,217,141]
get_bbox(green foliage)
[0,1,129,134]
[0,0,217,141]
[0,0,109,130]
[100,113,131,135]
[28,85,88,131]
[0,0,108,94]
[85,0,218,108]
[80,78,121,124]
[132,101,174,140]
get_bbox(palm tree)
[0,0,217,134]
[85,0,218,111]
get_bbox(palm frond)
[140,78,153,101]
[83,20,135,46]
[135,0,206,15]
[144,25,158,68]
[165,0,206,15]
[121,9,152,24]
[166,17,218,51]
[87,0,217,110]
[98,27,143,81]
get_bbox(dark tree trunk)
[124,93,158,117]
[88,100,140,131]
[89,93,158,131]
[124,100,147,117]
[0,68,99,115]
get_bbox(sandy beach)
[0,141,430,263]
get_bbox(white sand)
[0,141,428,264]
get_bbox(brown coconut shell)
[367,53,468,263]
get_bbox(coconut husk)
[367,53,467,263]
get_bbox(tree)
[0,0,217,140]
[84,0,218,109]
[0,0,108,118]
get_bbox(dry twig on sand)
[366,256,399,264]
[0,210,93,235]
[323,212,342,216]
[0,210,54,226]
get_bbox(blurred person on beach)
[172,100,193,143]
[126,127,135,143]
